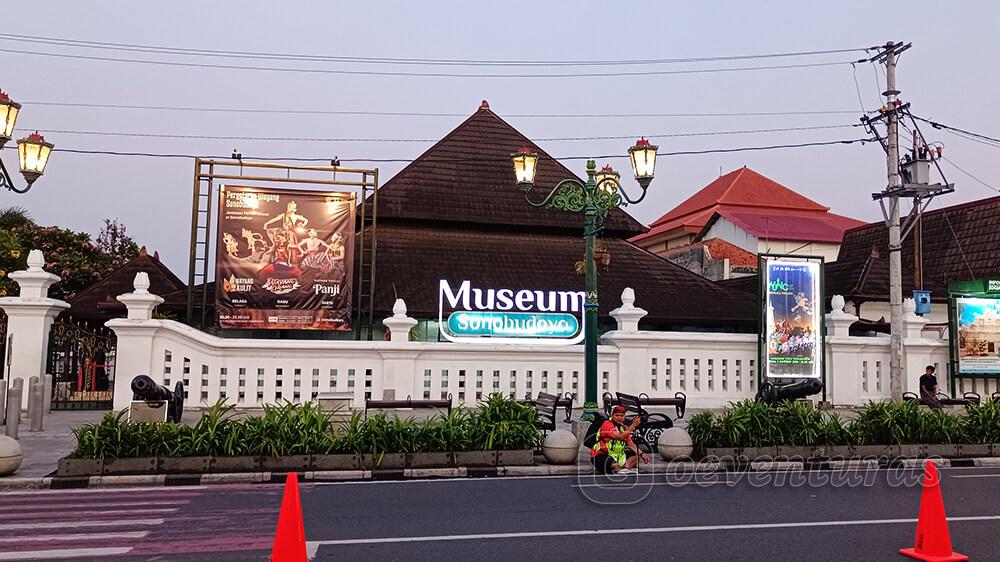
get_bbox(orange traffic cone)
[899,461,968,562]
[271,472,308,562]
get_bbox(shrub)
[70,394,541,459]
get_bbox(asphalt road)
[3,466,1000,561]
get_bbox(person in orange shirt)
[590,405,649,474]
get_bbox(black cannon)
[131,375,184,422]
[755,379,823,406]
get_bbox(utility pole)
[884,41,904,403]
[864,41,952,402]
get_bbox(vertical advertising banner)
[216,185,355,330]
[764,260,821,378]
[956,297,1000,374]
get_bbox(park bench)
[365,394,452,417]
[527,392,574,432]
[903,391,981,407]
[601,391,686,453]
[602,391,687,420]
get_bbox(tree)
[0,211,143,301]
[96,218,140,259]
[0,207,32,231]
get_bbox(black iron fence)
[46,318,116,410]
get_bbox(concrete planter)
[957,444,991,458]
[454,451,497,467]
[704,447,743,461]
[311,454,360,471]
[824,446,852,459]
[497,450,534,466]
[742,447,778,461]
[993,443,1000,456]
[407,452,454,468]
[159,456,211,474]
[57,458,103,477]
[543,430,581,465]
[774,446,815,460]
[850,445,891,459]
[210,456,262,473]
[361,453,406,470]
[0,436,23,476]
[897,445,925,458]
[656,428,693,461]
[923,444,959,458]
[261,455,311,472]
[102,457,158,476]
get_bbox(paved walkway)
[3,410,107,478]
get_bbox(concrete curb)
[4,457,997,491]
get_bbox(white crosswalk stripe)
[0,488,196,560]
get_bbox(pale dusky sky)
[2,1,998,276]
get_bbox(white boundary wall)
[5,257,991,412]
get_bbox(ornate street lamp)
[0,91,54,194]
[512,139,657,418]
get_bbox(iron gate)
[46,319,117,410]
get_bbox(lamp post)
[0,91,54,194]
[512,139,657,418]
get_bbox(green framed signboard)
[948,279,1000,389]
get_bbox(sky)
[2,1,999,277]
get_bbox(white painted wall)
[703,216,759,254]
[757,240,841,261]
[6,257,996,415]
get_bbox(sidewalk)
[3,410,106,477]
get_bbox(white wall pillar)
[608,287,647,334]
[383,299,417,343]
[106,273,164,411]
[379,299,419,400]
[604,288,650,396]
[0,250,69,409]
[824,295,861,405]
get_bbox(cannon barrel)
[131,375,173,402]
[757,379,823,405]
[131,375,184,422]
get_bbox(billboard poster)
[956,297,1000,374]
[763,260,821,378]
[216,185,355,330]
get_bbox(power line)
[0,47,855,78]
[15,137,871,163]
[940,155,999,193]
[23,123,858,143]
[0,33,869,67]
[20,100,862,118]
[911,115,1000,146]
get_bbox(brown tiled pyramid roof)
[68,248,186,321]
[375,224,757,327]
[375,101,646,236]
[828,195,1000,302]
[370,102,757,329]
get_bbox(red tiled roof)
[631,167,847,244]
[700,209,866,243]
[702,238,758,267]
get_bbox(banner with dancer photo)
[216,185,355,330]
[763,259,822,379]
